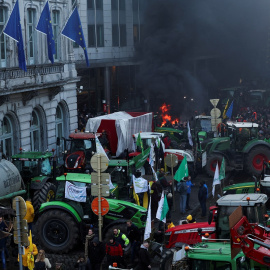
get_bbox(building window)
[119,0,125,10]
[30,110,41,151]
[120,24,126,46]
[111,0,118,10]
[0,116,13,158]
[133,25,139,44]
[27,9,35,65]
[112,24,119,47]
[0,8,6,67]
[88,0,104,48]
[55,104,65,162]
[52,10,60,60]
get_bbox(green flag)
[219,157,225,181]
[160,194,169,222]
[136,133,144,155]
[174,156,189,182]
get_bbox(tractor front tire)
[245,146,270,176]
[36,210,79,254]
[205,154,224,177]
[33,182,56,212]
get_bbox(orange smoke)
[160,103,179,127]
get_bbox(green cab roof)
[108,159,135,167]
[56,173,91,183]
[12,151,53,160]
[187,241,243,262]
[223,182,255,191]
[106,198,147,212]
[155,127,183,134]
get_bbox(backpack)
[35,261,46,270]
[177,181,188,194]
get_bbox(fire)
[159,103,179,127]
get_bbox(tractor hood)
[106,198,147,212]
[165,149,194,162]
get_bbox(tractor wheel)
[205,154,224,177]
[36,210,79,254]
[33,182,56,212]
[245,146,270,176]
[160,249,176,270]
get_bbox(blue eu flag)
[226,101,234,119]
[36,1,56,64]
[3,0,27,71]
[62,7,89,67]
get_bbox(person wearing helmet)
[186,215,196,223]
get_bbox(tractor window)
[84,140,92,150]
[236,257,251,270]
[191,260,231,270]
[217,206,236,239]
[244,205,267,225]
[41,158,51,175]
[71,140,84,152]
[200,119,212,132]
[250,128,257,139]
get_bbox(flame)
[159,103,179,127]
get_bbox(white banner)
[65,181,86,202]
[132,175,148,193]
[149,143,155,167]
[144,196,151,240]
[156,190,166,222]
[187,121,193,147]
[95,134,109,160]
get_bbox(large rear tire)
[245,146,270,176]
[160,249,176,270]
[33,182,56,212]
[36,210,79,254]
[205,154,224,177]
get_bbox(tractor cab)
[215,194,268,240]
[63,132,98,171]
[230,122,258,151]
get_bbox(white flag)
[133,175,148,193]
[151,166,158,182]
[156,190,166,222]
[95,134,109,160]
[65,181,86,202]
[149,143,155,167]
[109,175,115,190]
[144,196,151,240]
[187,121,193,147]
[212,163,220,197]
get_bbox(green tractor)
[36,172,147,253]
[11,151,60,212]
[199,122,270,177]
[155,126,185,148]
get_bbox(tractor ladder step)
[234,153,244,170]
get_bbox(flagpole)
[171,155,175,212]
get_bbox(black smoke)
[136,0,270,116]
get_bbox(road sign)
[13,218,28,233]
[165,154,178,168]
[91,197,110,216]
[14,231,29,246]
[12,196,26,219]
[91,153,109,172]
[91,173,110,185]
[91,184,110,197]
[210,99,219,107]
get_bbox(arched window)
[30,110,41,151]
[0,116,13,158]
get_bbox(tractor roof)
[186,241,243,261]
[155,127,183,133]
[69,132,100,139]
[12,151,52,160]
[232,122,258,128]
[217,193,268,206]
[223,182,255,192]
[108,159,135,167]
[56,173,91,183]
[195,115,212,119]
[133,132,164,139]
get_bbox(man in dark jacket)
[198,181,208,217]
[126,220,140,265]
[138,241,151,270]
[105,236,123,267]
[88,237,105,270]
[151,180,163,219]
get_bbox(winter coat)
[24,201,35,223]
[138,245,151,270]
[113,230,129,247]
[19,244,38,267]
[106,241,123,257]
[127,223,140,242]
[88,241,106,264]
[186,180,194,194]
[198,185,207,202]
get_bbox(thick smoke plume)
[136,0,270,117]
